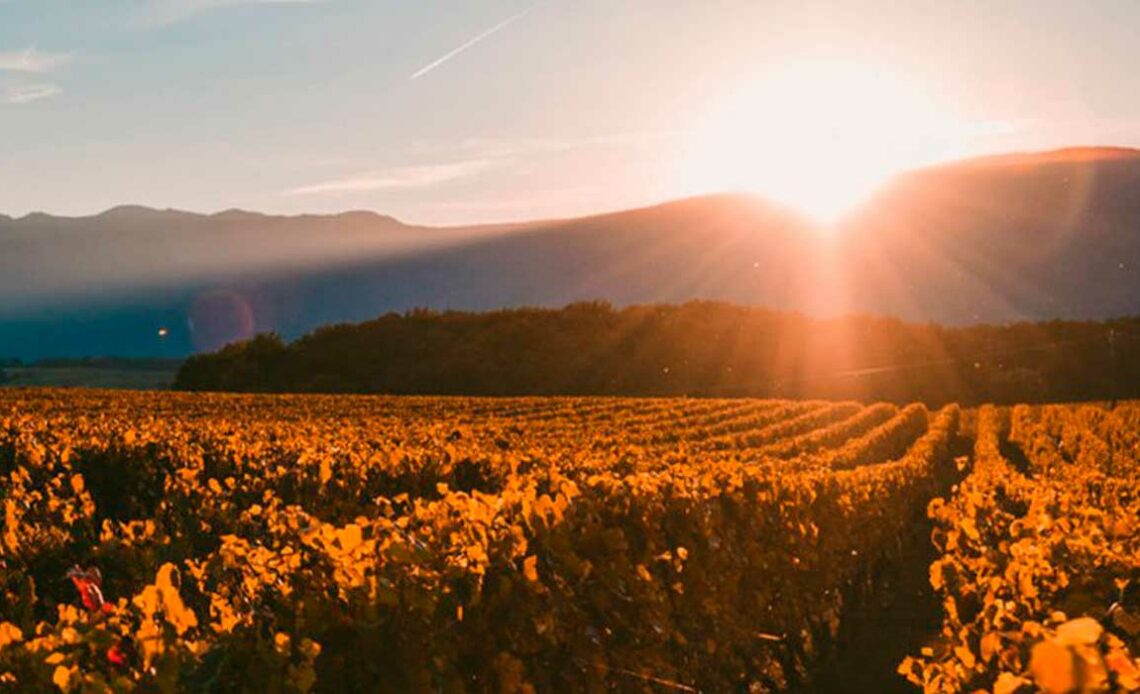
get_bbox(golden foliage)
[903,405,1140,693]
[22,388,1140,691]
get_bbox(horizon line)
[2,143,1137,225]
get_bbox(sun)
[679,60,957,225]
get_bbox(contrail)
[410,2,545,80]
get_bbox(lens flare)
[189,290,257,352]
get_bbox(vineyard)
[0,390,1137,692]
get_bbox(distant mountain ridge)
[2,146,1139,359]
[933,146,1140,169]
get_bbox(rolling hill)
[2,146,1139,359]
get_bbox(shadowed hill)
[839,146,1140,321]
[3,147,1139,359]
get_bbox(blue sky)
[1,0,1139,224]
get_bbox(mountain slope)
[845,146,1140,321]
[2,147,1139,359]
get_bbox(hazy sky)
[1,0,1138,224]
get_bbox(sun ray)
[679,60,961,225]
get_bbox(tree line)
[173,301,1140,405]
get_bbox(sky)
[1,0,1139,225]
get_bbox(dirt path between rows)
[806,435,972,692]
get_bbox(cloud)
[285,160,493,196]
[2,83,61,104]
[285,131,673,199]
[0,48,71,73]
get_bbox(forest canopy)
[173,301,1140,404]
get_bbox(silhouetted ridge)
[924,146,1140,171]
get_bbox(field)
[1,367,177,391]
[0,390,1137,692]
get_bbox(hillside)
[3,147,1139,359]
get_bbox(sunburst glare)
[680,61,962,226]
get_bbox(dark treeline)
[173,301,1140,405]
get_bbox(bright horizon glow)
[680,61,965,226]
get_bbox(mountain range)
[2,146,1138,359]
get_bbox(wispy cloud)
[285,160,493,196]
[2,83,62,104]
[0,48,71,73]
[147,0,324,25]
[400,131,683,165]
[410,2,546,80]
